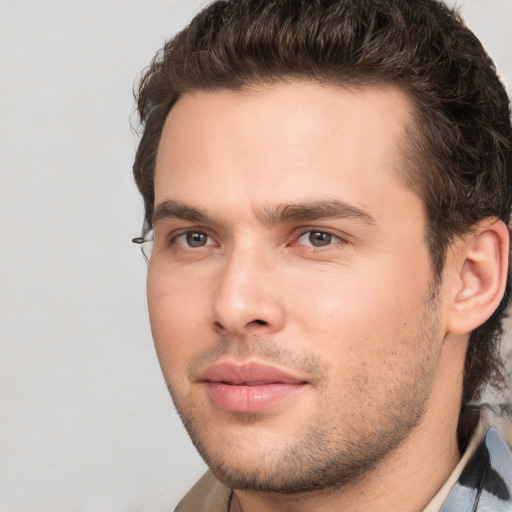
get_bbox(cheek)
[147,272,212,369]
[284,256,432,355]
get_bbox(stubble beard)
[164,286,443,495]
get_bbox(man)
[131,0,512,510]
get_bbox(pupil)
[187,232,206,247]
[310,231,331,247]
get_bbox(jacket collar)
[440,426,512,511]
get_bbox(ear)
[446,218,510,335]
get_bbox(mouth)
[198,362,309,413]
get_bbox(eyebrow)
[152,199,375,226]
[259,199,375,226]
[153,200,209,224]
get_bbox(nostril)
[212,319,269,332]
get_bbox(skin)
[148,82,484,511]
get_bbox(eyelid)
[170,228,217,248]
[154,221,214,241]
[157,224,350,250]
[291,228,350,250]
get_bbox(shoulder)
[174,471,232,512]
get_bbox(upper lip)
[198,362,307,385]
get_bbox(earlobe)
[446,219,510,335]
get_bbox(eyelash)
[172,230,216,249]
[169,229,347,250]
[294,230,346,249]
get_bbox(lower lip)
[204,382,306,413]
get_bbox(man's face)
[148,82,448,492]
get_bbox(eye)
[297,230,342,248]
[174,230,212,248]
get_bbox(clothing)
[436,405,512,512]
[174,404,512,512]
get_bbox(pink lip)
[199,362,308,413]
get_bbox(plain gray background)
[1,1,511,510]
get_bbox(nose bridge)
[211,238,284,334]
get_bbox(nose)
[211,244,286,336]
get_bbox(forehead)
[154,81,420,224]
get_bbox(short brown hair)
[133,0,512,403]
